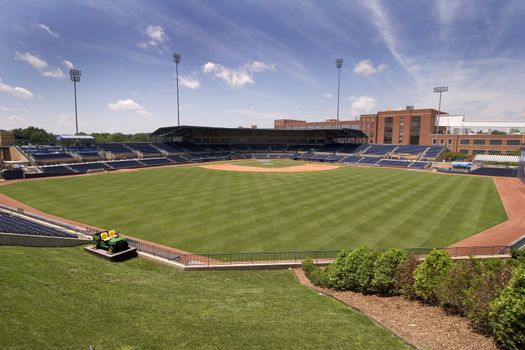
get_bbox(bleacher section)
[422,146,446,159]
[21,146,77,164]
[68,145,101,159]
[68,162,111,172]
[98,143,134,158]
[358,157,382,165]
[125,143,164,157]
[11,142,447,179]
[361,144,397,156]
[140,158,174,166]
[0,211,76,238]
[106,160,144,169]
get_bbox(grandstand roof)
[151,125,368,139]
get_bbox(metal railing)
[125,242,512,268]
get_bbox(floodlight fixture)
[173,53,182,126]
[69,69,82,134]
[433,85,448,146]
[335,58,343,127]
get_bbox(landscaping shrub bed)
[302,247,524,350]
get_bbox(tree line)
[7,127,150,145]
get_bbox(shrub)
[511,248,525,264]
[396,254,420,299]
[372,248,408,295]
[356,250,379,294]
[413,249,453,304]
[302,258,331,288]
[467,259,514,333]
[436,258,482,315]
[490,266,525,350]
[328,246,373,291]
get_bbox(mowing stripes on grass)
[0,163,507,253]
[0,246,410,350]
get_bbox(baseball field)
[0,160,507,253]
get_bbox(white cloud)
[202,60,275,88]
[41,67,65,78]
[0,78,34,99]
[32,22,59,38]
[140,25,168,49]
[179,75,200,89]
[15,51,47,69]
[353,59,387,76]
[62,60,75,70]
[15,51,65,79]
[108,99,152,116]
[348,95,377,116]
[324,93,334,98]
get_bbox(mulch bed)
[293,269,497,350]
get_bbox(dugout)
[151,125,367,146]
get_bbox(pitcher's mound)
[200,163,340,173]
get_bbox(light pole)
[335,58,343,128]
[173,53,181,126]
[69,69,81,135]
[433,86,448,146]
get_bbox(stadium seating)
[98,143,134,158]
[469,167,518,177]
[68,145,101,159]
[379,160,413,168]
[422,146,446,159]
[125,143,164,156]
[152,143,186,154]
[357,157,382,165]
[409,161,431,169]
[68,162,111,172]
[140,158,174,166]
[21,145,77,164]
[0,211,77,238]
[40,165,77,174]
[105,160,144,169]
[392,145,429,156]
[361,145,397,156]
[168,155,192,163]
[339,155,363,164]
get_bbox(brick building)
[275,107,524,155]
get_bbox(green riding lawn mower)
[92,230,129,254]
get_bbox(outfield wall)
[0,232,91,247]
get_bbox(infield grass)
[0,246,410,350]
[0,161,507,253]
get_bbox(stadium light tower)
[173,53,182,126]
[433,86,448,146]
[335,58,343,128]
[69,69,81,135]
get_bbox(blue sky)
[1,0,525,134]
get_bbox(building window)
[473,139,485,145]
[507,140,520,145]
[459,149,468,154]
[432,139,436,145]
[448,139,452,144]
[440,139,444,144]
[473,150,485,155]
[409,116,421,145]
[384,117,393,144]
[460,139,469,145]
[489,150,501,154]
[490,140,502,145]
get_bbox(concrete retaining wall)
[0,232,91,247]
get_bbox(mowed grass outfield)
[0,246,410,350]
[0,161,507,252]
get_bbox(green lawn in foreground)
[0,162,507,253]
[0,246,409,350]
